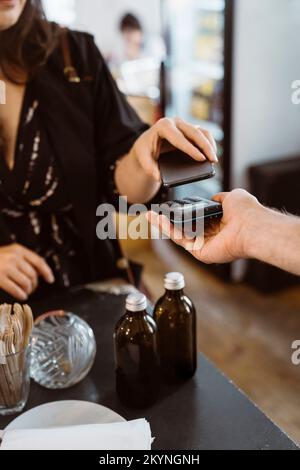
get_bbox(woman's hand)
[115,118,218,203]
[0,244,54,301]
[147,189,266,264]
[132,117,218,182]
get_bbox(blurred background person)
[108,12,166,104]
[118,13,143,62]
[109,12,166,67]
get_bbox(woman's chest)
[0,91,70,213]
[0,80,26,170]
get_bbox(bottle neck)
[165,288,184,298]
[126,309,147,317]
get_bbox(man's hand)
[0,244,54,301]
[147,189,266,264]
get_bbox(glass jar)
[0,346,31,416]
[30,312,96,390]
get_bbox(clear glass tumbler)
[0,346,31,416]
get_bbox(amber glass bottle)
[154,273,197,383]
[114,293,159,408]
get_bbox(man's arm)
[245,207,300,276]
[147,189,300,276]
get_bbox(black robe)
[0,29,150,291]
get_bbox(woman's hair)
[119,13,142,33]
[0,0,59,83]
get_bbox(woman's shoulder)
[49,26,105,77]
[68,28,97,53]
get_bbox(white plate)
[5,401,125,431]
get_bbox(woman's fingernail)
[196,152,206,161]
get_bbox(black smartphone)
[153,196,223,225]
[159,149,215,189]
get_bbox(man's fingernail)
[185,243,194,251]
[146,211,156,222]
[151,212,159,221]
[48,273,55,284]
[159,214,168,225]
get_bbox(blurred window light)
[42,0,76,26]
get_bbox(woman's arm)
[115,117,218,204]
[115,149,161,204]
[87,37,217,203]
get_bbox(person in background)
[110,12,166,66]
[119,13,143,62]
[147,189,300,276]
[0,0,217,302]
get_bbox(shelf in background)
[195,0,225,13]
[168,63,224,83]
[170,63,224,84]
[192,61,224,80]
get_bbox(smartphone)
[154,196,223,225]
[159,149,216,189]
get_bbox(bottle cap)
[126,293,148,312]
[164,272,185,291]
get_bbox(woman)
[0,0,217,302]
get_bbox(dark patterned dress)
[0,82,86,294]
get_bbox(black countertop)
[0,288,298,450]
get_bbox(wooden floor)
[124,238,300,446]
